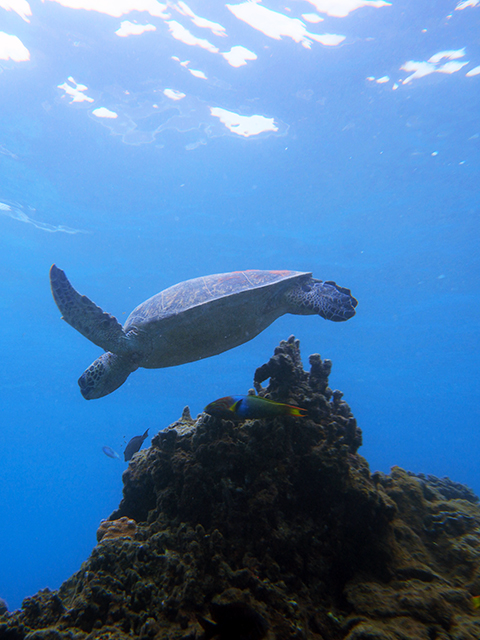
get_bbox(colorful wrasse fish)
[204,395,307,419]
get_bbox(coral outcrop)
[2,336,480,639]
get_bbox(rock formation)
[2,336,480,639]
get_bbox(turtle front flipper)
[50,265,130,354]
[78,352,138,399]
[286,278,358,322]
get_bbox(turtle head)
[78,352,137,400]
[286,279,358,322]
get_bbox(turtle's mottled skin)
[49,266,357,400]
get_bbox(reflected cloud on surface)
[0,31,30,61]
[0,202,86,234]
[115,21,156,37]
[2,0,478,150]
[209,107,280,137]
[227,1,346,49]
[0,0,32,22]
[57,77,94,103]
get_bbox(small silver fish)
[102,446,120,459]
[124,429,149,461]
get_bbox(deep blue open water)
[1,0,479,612]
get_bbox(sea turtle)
[49,266,357,400]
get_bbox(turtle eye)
[302,284,312,292]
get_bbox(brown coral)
[96,516,137,543]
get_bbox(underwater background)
[0,0,479,613]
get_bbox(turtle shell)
[124,270,310,369]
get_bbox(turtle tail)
[78,353,138,400]
[287,279,358,322]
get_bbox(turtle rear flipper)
[50,264,130,354]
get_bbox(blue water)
[1,0,479,612]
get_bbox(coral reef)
[96,517,138,543]
[2,336,480,639]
